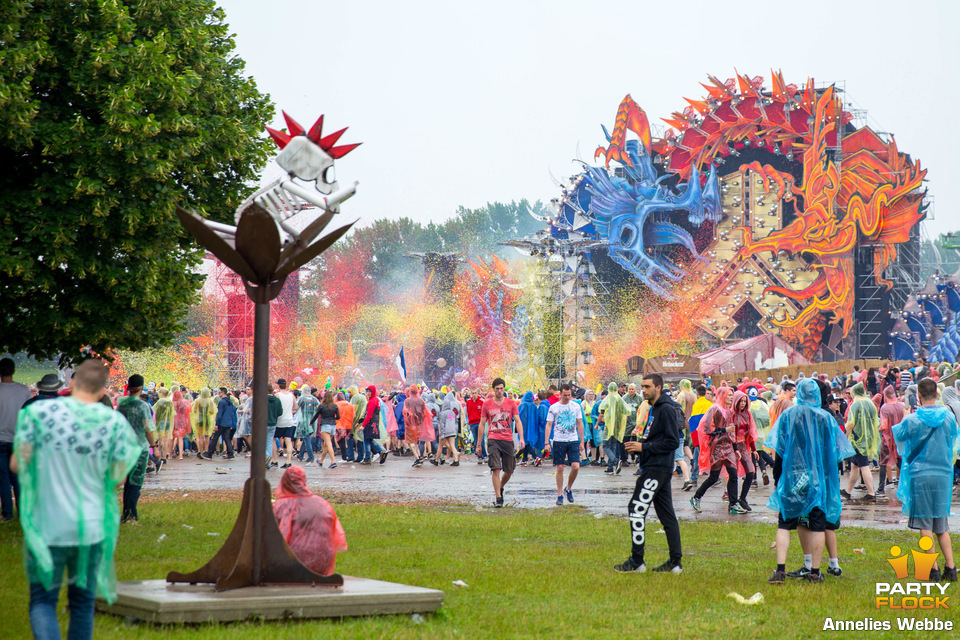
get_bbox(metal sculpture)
[168,112,359,590]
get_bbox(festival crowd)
[2,355,960,637]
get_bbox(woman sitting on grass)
[273,466,347,575]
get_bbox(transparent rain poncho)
[893,404,960,519]
[349,386,367,442]
[402,386,434,443]
[153,391,175,434]
[599,382,628,442]
[697,387,735,471]
[191,388,216,437]
[942,387,960,426]
[845,386,881,459]
[295,388,319,439]
[750,397,771,448]
[438,390,462,439]
[15,398,140,603]
[273,466,347,575]
[518,391,539,449]
[765,379,855,523]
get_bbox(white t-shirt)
[275,390,295,428]
[547,401,582,443]
[0,381,33,442]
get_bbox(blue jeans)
[346,437,362,462]
[300,433,315,461]
[363,437,384,462]
[28,543,102,640]
[265,425,276,461]
[605,437,621,469]
[469,423,486,458]
[0,441,19,519]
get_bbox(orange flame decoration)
[732,86,925,355]
[634,71,927,358]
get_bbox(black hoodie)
[637,392,682,472]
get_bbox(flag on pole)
[395,347,407,382]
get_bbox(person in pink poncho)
[691,387,746,515]
[403,386,435,466]
[727,390,759,511]
[878,385,904,493]
[171,389,192,459]
[272,466,347,575]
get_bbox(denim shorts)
[552,440,581,466]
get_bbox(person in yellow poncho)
[191,388,216,455]
[598,382,628,474]
[842,382,880,500]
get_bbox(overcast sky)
[219,0,959,240]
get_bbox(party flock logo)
[875,536,949,610]
[823,536,953,632]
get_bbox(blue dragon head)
[551,139,721,299]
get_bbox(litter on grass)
[727,592,764,605]
[181,524,193,530]
[411,613,424,624]
[854,548,865,555]
[206,532,220,536]
[157,534,166,542]
[452,580,469,587]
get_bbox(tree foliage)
[0,0,274,363]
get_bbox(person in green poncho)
[842,382,880,500]
[598,382,628,474]
[13,359,140,639]
[349,385,367,463]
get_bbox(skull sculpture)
[266,112,360,195]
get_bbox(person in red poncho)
[272,466,347,575]
[360,385,387,464]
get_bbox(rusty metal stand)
[167,302,343,591]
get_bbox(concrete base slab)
[96,577,444,623]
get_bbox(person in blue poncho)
[518,391,541,465]
[393,391,407,455]
[536,391,550,457]
[893,378,959,582]
[766,378,854,584]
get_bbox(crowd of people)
[3,353,960,636]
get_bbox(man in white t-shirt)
[547,383,585,506]
[0,357,32,521]
[274,378,298,468]
[12,359,139,639]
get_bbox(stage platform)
[96,576,444,623]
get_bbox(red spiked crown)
[265,111,361,159]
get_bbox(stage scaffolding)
[526,240,608,386]
[209,258,254,389]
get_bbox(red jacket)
[465,397,483,424]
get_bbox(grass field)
[0,497,953,639]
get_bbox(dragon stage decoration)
[543,71,927,359]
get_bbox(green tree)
[0,0,273,363]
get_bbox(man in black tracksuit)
[615,373,683,574]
